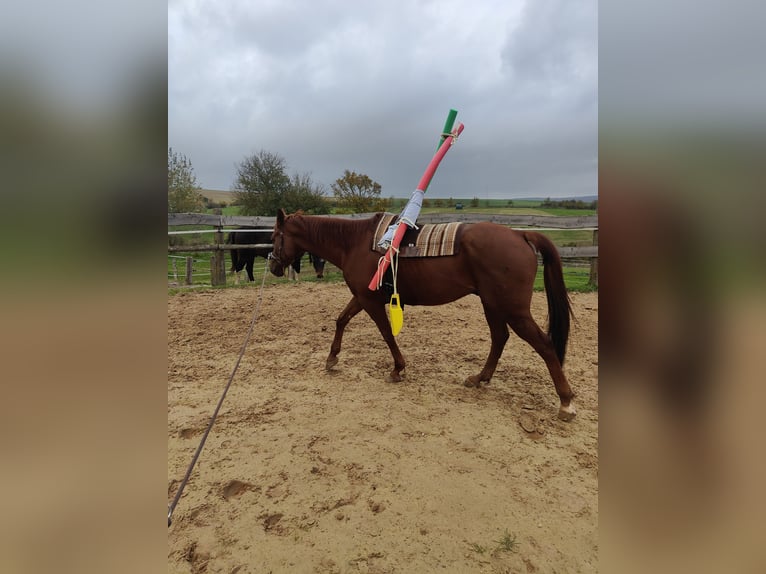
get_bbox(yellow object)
[389,294,403,336]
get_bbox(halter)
[268,230,285,265]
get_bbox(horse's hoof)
[463,376,480,388]
[325,356,338,371]
[557,404,577,422]
[386,372,404,383]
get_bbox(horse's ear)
[276,208,286,226]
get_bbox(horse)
[227,227,326,283]
[268,209,577,421]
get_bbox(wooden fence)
[168,212,598,287]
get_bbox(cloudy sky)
[169,0,597,199]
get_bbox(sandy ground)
[168,282,598,573]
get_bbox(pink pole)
[368,123,464,291]
[415,122,464,193]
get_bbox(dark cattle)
[228,227,325,282]
[269,210,576,421]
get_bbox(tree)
[331,170,384,213]
[233,150,292,216]
[283,172,330,214]
[168,147,204,213]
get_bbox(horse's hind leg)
[508,314,576,421]
[465,306,509,388]
[326,296,363,370]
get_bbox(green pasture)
[535,229,594,246]
[216,205,242,216]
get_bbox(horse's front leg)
[326,296,363,370]
[362,300,406,382]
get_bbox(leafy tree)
[233,151,330,215]
[283,172,330,214]
[331,169,384,213]
[168,147,204,213]
[233,150,291,216]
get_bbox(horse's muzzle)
[267,253,284,277]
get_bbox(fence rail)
[168,212,598,229]
[168,243,274,253]
[168,212,598,287]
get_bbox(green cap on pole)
[438,109,458,150]
[423,109,458,193]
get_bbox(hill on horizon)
[514,195,598,202]
[199,189,597,203]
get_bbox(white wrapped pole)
[377,189,424,249]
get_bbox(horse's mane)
[287,212,382,253]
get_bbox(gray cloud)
[169,0,597,198]
[600,0,765,123]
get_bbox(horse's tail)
[523,231,573,365]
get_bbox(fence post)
[210,227,227,286]
[185,257,193,285]
[588,229,598,287]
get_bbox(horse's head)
[269,209,300,277]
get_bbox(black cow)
[227,227,326,282]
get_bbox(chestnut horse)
[269,209,576,420]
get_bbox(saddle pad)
[372,213,462,258]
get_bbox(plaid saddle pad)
[372,213,462,258]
